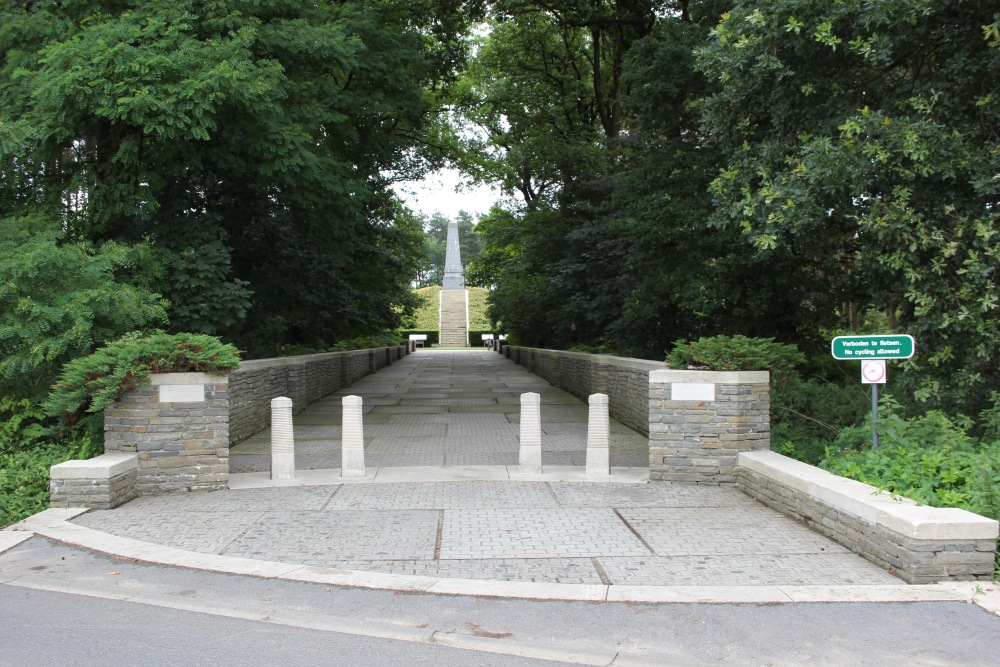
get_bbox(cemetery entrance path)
[18,351,995,603]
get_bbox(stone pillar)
[519,392,542,474]
[341,395,365,478]
[104,372,229,494]
[648,369,770,484]
[270,397,295,480]
[586,393,610,476]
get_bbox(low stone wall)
[49,453,138,510]
[737,451,999,583]
[229,346,407,444]
[504,347,771,483]
[504,347,659,436]
[79,344,408,500]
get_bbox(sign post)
[831,336,914,450]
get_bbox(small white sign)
[671,383,716,401]
[159,384,205,403]
[861,360,887,384]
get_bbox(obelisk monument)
[439,221,469,346]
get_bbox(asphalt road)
[2,537,999,666]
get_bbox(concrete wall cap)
[50,453,138,479]
[507,347,663,372]
[739,450,999,540]
[150,372,228,385]
[237,346,400,371]
[650,369,770,384]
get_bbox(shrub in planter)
[666,335,805,378]
[45,332,240,420]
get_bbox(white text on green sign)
[831,335,915,360]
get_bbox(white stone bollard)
[519,392,542,474]
[341,395,366,478]
[270,397,295,480]
[586,393,610,476]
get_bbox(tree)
[0,0,477,358]
[0,215,167,398]
[699,0,1000,414]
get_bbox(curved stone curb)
[5,509,991,608]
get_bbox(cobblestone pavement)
[71,351,903,587]
[229,350,649,472]
[74,481,901,586]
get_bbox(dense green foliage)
[45,332,240,420]
[1,436,101,527]
[666,336,805,376]
[0,214,168,399]
[462,0,1000,420]
[0,0,476,359]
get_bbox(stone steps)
[439,289,468,346]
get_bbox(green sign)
[831,335,915,361]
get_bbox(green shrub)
[45,332,240,420]
[820,400,1000,576]
[0,436,100,527]
[666,335,805,378]
[0,214,168,398]
[0,398,50,456]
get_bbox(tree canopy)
[0,0,479,364]
[457,0,1000,419]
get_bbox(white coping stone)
[0,531,35,554]
[739,450,999,541]
[149,372,228,385]
[270,397,295,481]
[670,383,716,401]
[50,453,138,480]
[510,347,665,373]
[586,393,610,476]
[341,395,366,478]
[649,369,769,384]
[158,383,205,403]
[236,348,389,372]
[519,392,542,474]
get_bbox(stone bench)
[49,453,139,510]
[737,450,999,583]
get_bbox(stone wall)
[104,373,230,494]
[504,348,772,484]
[504,346,659,435]
[737,451,999,583]
[648,369,770,484]
[50,453,138,510]
[229,346,407,445]
[96,345,407,497]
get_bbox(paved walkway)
[9,350,997,604]
[230,349,649,471]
